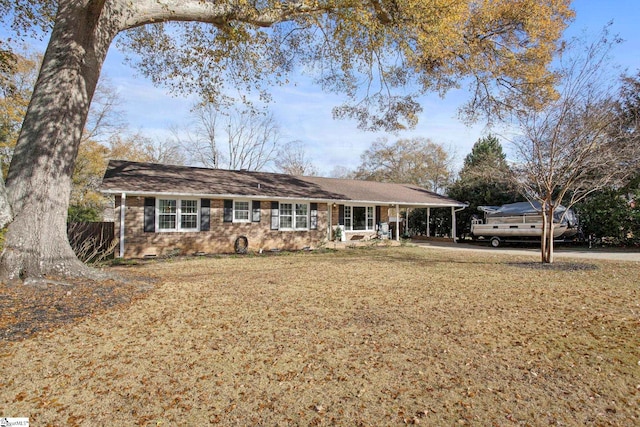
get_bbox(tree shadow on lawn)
[0,274,155,342]
[507,261,599,271]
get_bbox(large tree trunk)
[0,1,114,282]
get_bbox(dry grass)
[1,247,639,426]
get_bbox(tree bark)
[539,205,555,264]
[547,205,555,264]
[0,1,114,282]
[540,209,548,263]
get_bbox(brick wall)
[115,197,329,258]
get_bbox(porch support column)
[328,203,333,241]
[451,206,457,243]
[395,204,400,241]
[119,192,126,258]
[426,207,431,237]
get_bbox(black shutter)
[338,204,345,226]
[376,205,381,226]
[252,200,261,222]
[200,199,210,231]
[223,199,233,222]
[310,203,318,230]
[144,197,155,232]
[270,201,279,230]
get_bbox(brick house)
[101,160,466,258]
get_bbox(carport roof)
[101,160,465,207]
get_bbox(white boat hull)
[471,222,569,239]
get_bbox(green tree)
[354,137,454,193]
[575,189,639,245]
[0,0,573,281]
[447,135,521,238]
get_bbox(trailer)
[470,202,579,247]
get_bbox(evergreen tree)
[575,189,639,245]
[447,135,521,238]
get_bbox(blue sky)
[13,1,640,176]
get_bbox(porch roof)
[101,160,465,208]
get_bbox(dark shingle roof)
[101,160,464,207]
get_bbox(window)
[295,203,308,229]
[280,203,293,229]
[234,200,250,222]
[158,199,177,230]
[344,206,352,229]
[180,200,198,229]
[353,206,366,230]
[157,198,199,231]
[278,202,309,230]
[344,205,375,231]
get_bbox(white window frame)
[179,199,199,230]
[279,202,310,231]
[233,200,251,223]
[344,204,375,231]
[156,198,200,232]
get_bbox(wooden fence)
[67,222,116,261]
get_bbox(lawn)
[1,246,638,425]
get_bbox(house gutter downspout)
[119,193,126,258]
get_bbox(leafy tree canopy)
[118,0,573,130]
[354,137,454,193]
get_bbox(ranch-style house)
[101,160,466,258]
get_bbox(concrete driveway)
[412,240,640,262]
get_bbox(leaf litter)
[0,247,638,425]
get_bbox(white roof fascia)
[102,189,465,208]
